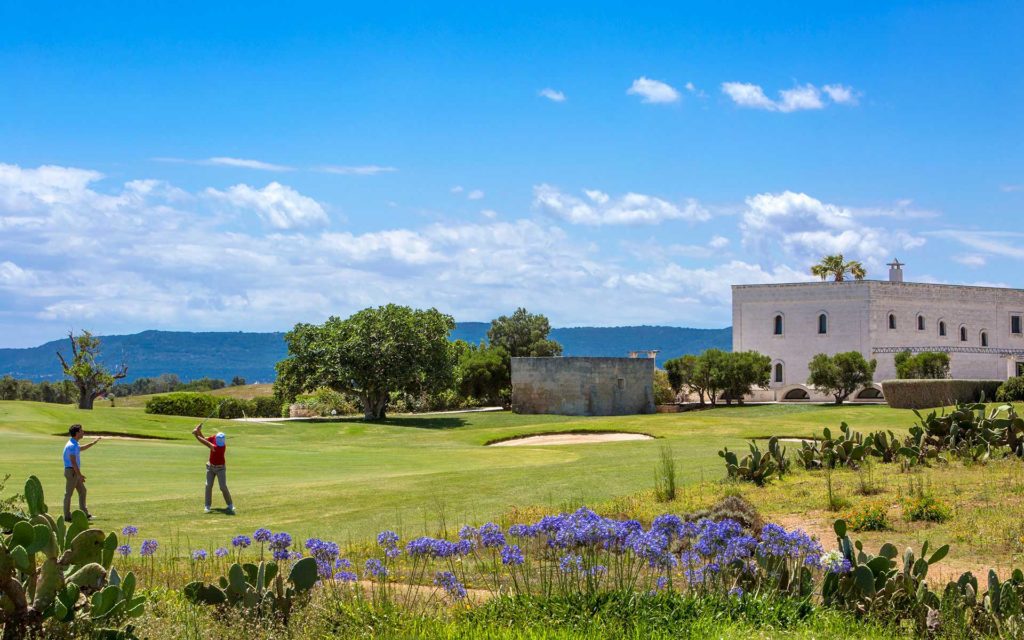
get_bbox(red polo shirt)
[206,436,226,465]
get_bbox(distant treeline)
[0,376,77,404]
[0,374,249,405]
[111,375,247,397]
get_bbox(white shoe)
[204,507,211,513]
[226,505,235,514]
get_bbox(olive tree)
[720,351,772,406]
[275,304,456,421]
[807,351,877,404]
[56,331,128,410]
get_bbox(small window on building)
[960,326,968,342]
[917,315,925,331]
[773,315,783,336]
[939,321,947,337]
[981,331,989,347]
[617,378,625,390]
[774,363,783,383]
[888,313,896,330]
[1013,315,1022,335]
[818,314,828,335]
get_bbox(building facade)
[511,356,655,416]
[732,261,1024,400]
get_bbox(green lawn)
[0,400,916,551]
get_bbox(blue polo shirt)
[63,438,81,469]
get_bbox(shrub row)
[881,379,1002,409]
[144,392,280,419]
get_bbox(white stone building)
[732,261,1024,401]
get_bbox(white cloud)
[450,186,464,194]
[533,184,710,226]
[722,82,858,112]
[626,77,681,104]
[1001,184,1022,193]
[741,191,925,268]
[205,182,328,229]
[954,254,987,267]
[928,230,1024,261]
[206,157,293,171]
[609,260,810,303]
[0,261,37,288]
[822,84,858,105]
[709,235,730,249]
[538,88,566,102]
[316,165,397,176]
[467,189,485,200]
[481,209,498,219]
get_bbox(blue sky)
[1,1,1022,347]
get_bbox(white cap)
[215,432,226,447]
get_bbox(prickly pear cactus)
[184,557,319,624]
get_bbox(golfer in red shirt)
[192,424,234,514]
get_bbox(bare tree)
[56,331,128,409]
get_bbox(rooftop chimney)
[887,259,904,283]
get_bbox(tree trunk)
[362,391,389,421]
[834,394,843,405]
[78,392,95,410]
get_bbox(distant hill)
[0,325,731,383]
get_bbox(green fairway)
[0,400,916,551]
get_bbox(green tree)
[56,331,128,410]
[457,344,510,406]
[810,254,867,282]
[807,351,877,404]
[653,369,676,404]
[231,376,247,386]
[699,348,730,407]
[0,375,17,400]
[487,308,563,358]
[275,304,456,420]
[720,351,772,405]
[894,351,950,379]
[663,355,696,396]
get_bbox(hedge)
[145,392,281,418]
[881,379,1004,410]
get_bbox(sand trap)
[758,437,818,444]
[489,432,654,447]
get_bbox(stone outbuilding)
[511,357,655,416]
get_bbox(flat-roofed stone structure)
[511,357,655,416]
[733,260,1024,401]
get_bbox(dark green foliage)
[175,377,227,392]
[0,376,78,404]
[807,352,877,404]
[719,437,788,486]
[797,424,868,470]
[996,376,1024,402]
[184,558,318,625]
[663,355,696,397]
[276,304,456,420]
[0,475,145,639]
[865,430,901,463]
[487,308,563,359]
[823,518,947,631]
[230,376,246,386]
[719,351,771,406]
[144,392,220,418]
[894,351,950,379]
[457,344,510,406]
[881,379,1003,410]
[652,370,676,405]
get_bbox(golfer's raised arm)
[80,437,102,451]
[193,427,216,450]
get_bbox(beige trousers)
[205,464,232,508]
[63,468,87,519]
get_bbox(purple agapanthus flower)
[253,528,272,542]
[116,544,131,557]
[140,540,158,557]
[434,571,467,600]
[232,535,252,548]
[191,549,208,561]
[377,530,399,549]
[364,558,388,579]
[215,547,229,558]
[334,570,358,582]
[500,545,525,566]
[121,525,138,537]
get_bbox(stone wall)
[511,357,655,416]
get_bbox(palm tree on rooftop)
[810,254,867,281]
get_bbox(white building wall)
[732,278,1024,395]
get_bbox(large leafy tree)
[276,304,456,421]
[457,343,510,406]
[810,254,867,282]
[720,351,772,406]
[807,351,877,404]
[698,348,730,407]
[56,331,128,410]
[487,308,563,358]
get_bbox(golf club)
[196,400,227,430]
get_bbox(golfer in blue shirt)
[63,424,102,520]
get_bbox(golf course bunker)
[488,432,654,447]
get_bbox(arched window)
[774,362,784,383]
[917,315,925,331]
[960,325,968,342]
[981,331,989,347]
[818,313,828,335]
[888,313,897,330]
[773,314,783,336]
[939,320,947,337]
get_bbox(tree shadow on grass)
[301,416,468,429]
